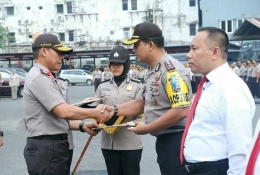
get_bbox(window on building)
[57,4,63,14]
[237,19,243,28]
[8,32,15,43]
[131,0,137,10]
[27,7,30,10]
[220,20,233,33]
[189,24,196,36]
[123,28,130,39]
[5,7,14,16]
[220,20,226,31]
[227,20,232,33]
[58,33,65,41]
[67,2,72,13]
[39,6,43,10]
[28,35,32,38]
[69,31,74,42]
[189,0,196,6]
[122,0,128,11]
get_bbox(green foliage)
[0,25,8,50]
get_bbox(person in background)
[95,46,143,175]
[136,65,144,83]
[0,72,2,99]
[0,128,3,147]
[9,69,20,100]
[92,66,102,91]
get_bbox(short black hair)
[33,49,40,59]
[198,27,229,59]
[142,36,164,48]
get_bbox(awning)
[230,18,260,41]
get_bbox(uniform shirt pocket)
[122,91,135,98]
[101,90,111,97]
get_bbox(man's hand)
[83,122,101,136]
[0,136,3,147]
[100,105,114,117]
[127,121,149,135]
[95,104,111,123]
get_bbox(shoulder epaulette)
[57,77,65,81]
[131,78,141,83]
[164,60,175,71]
[40,69,54,79]
[100,79,110,84]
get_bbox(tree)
[0,24,8,52]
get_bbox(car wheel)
[71,83,76,85]
[18,86,24,97]
[65,79,70,85]
[86,79,92,86]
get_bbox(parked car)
[0,68,25,97]
[59,69,93,86]
[6,67,28,78]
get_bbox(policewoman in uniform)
[23,33,110,175]
[103,22,192,175]
[95,46,143,175]
[92,66,102,91]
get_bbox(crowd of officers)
[183,60,260,98]
[92,64,149,91]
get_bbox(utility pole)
[7,26,10,53]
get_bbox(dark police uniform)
[23,63,69,175]
[141,53,192,175]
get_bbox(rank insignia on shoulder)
[164,60,175,71]
[40,69,54,79]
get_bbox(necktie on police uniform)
[245,132,260,175]
[180,77,207,164]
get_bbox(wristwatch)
[113,104,118,117]
[79,121,85,133]
[0,131,3,137]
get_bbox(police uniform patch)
[102,88,110,91]
[166,71,190,108]
[126,84,133,91]
[155,71,162,81]
[60,82,65,90]
[40,69,54,79]
[164,60,175,71]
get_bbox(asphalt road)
[0,85,259,175]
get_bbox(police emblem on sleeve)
[166,71,190,108]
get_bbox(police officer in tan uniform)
[103,22,192,175]
[23,33,110,175]
[95,46,143,175]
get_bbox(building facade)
[200,0,260,37]
[0,0,198,53]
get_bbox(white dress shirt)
[246,118,260,175]
[184,63,255,175]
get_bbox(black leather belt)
[184,159,228,173]
[28,134,68,141]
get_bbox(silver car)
[59,69,93,86]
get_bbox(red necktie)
[245,132,260,175]
[180,77,207,164]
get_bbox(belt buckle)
[185,165,190,173]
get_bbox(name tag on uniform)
[102,88,110,91]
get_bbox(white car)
[59,69,93,86]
